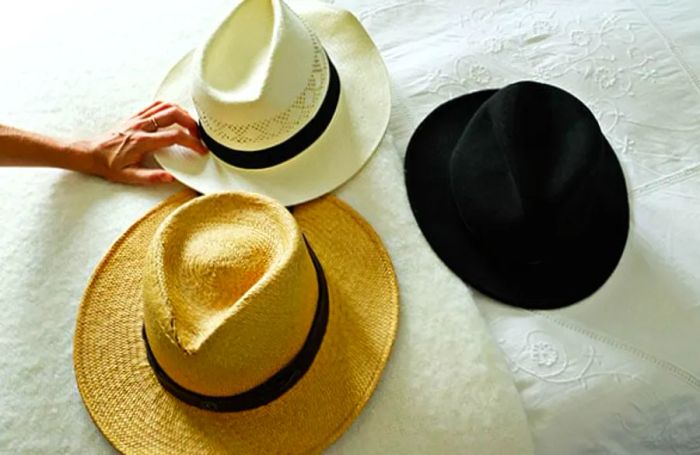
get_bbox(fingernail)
[160,173,174,183]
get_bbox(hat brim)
[73,190,398,454]
[405,90,630,309]
[153,0,391,206]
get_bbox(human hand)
[72,101,207,185]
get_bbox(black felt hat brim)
[405,90,630,309]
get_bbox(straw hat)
[154,0,391,206]
[73,190,398,454]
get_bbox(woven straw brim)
[152,0,391,206]
[73,190,399,454]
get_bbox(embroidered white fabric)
[352,0,700,452]
[1,0,700,453]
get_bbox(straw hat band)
[143,239,329,413]
[199,56,341,170]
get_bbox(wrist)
[61,139,99,175]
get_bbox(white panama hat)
[154,0,391,206]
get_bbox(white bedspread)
[2,0,700,453]
[0,1,532,453]
[372,0,700,451]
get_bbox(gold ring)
[149,116,159,132]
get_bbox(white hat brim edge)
[154,0,391,206]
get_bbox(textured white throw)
[0,0,533,453]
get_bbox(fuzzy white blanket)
[0,0,533,453]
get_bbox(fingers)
[101,101,205,186]
[138,101,173,120]
[133,100,166,118]
[116,167,174,185]
[143,127,208,155]
[132,103,205,154]
[151,106,200,138]
[137,101,194,128]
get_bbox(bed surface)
[375,0,700,451]
[1,0,699,453]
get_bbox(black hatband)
[199,56,341,170]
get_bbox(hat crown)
[192,0,330,150]
[142,193,319,396]
[449,81,604,265]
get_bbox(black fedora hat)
[405,81,629,309]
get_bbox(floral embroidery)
[527,341,559,367]
[570,29,592,47]
[392,0,700,194]
[593,67,619,89]
[491,314,700,452]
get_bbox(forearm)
[0,124,91,172]
[0,102,204,185]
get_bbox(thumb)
[116,167,174,185]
